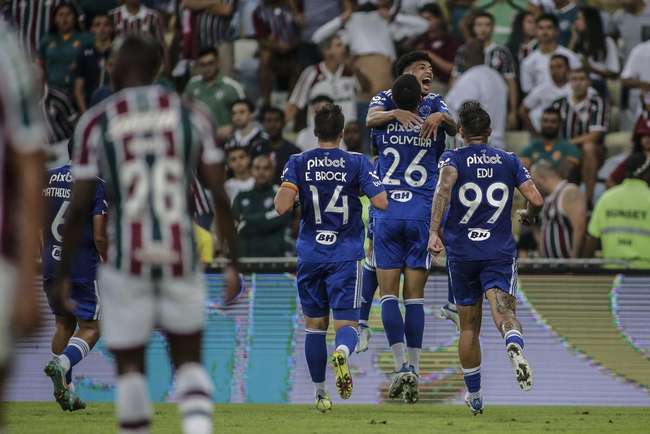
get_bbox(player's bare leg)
[304,316,332,411]
[458,300,484,415]
[113,347,152,434]
[485,289,533,391]
[378,268,413,399]
[51,316,76,354]
[168,332,214,434]
[402,268,427,404]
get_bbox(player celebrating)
[275,103,387,411]
[0,22,47,427]
[367,61,455,403]
[428,101,543,415]
[42,140,107,412]
[54,36,240,434]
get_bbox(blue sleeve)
[93,179,108,216]
[358,156,385,199]
[437,150,457,171]
[281,155,299,186]
[369,90,393,110]
[435,95,450,114]
[512,153,532,186]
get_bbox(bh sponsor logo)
[467,228,491,241]
[315,230,338,245]
[390,190,412,202]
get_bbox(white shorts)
[98,266,206,350]
[0,259,15,365]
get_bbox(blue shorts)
[373,218,431,270]
[367,214,375,240]
[296,260,362,320]
[447,258,518,306]
[43,279,101,321]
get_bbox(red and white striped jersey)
[72,85,224,278]
[109,4,165,47]
[4,0,71,56]
[541,181,574,259]
[0,21,47,257]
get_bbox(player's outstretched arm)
[366,107,423,129]
[201,162,239,264]
[420,112,457,139]
[428,165,458,255]
[274,183,298,215]
[516,179,544,226]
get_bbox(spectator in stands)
[621,39,650,122]
[506,10,538,83]
[452,11,518,128]
[109,0,165,47]
[569,6,620,96]
[533,0,578,47]
[285,34,370,128]
[184,47,246,140]
[343,120,363,153]
[586,153,650,269]
[610,0,650,63]
[446,40,507,148]
[294,0,342,68]
[532,160,586,259]
[38,3,92,95]
[413,3,461,93]
[225,147,255,204]
[181,0,237,77]
[607,112,650,187]
[261,106,301,183]
[233,154,292,257]
[295,95,334,152]
[521,108,580,178]
[227,98,269,156]
[520,54,571,133]
[312,0,429,99]
[74,13,114,113]
[550,67,608,205]
[253,0,301,105]
[520,13,579,95]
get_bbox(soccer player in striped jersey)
[0,21,47,426]
[42,140,107,412]
[275,103,387,411]
[109,0,166,48]
[54,36,239,434]
[428,101,543,415]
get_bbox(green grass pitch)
[6,403,650,433]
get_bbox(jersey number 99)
[458,182,509,224]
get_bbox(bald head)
[531,160,561,195]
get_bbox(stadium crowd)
[2,0,649,267]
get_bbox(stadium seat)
[604,131,632,157]
[505,130,530,155]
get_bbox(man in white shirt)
[446,40,507,148]
[285,34,370,127]
[225,147,255,204]
[610,0,650,62]
[295,95,334,151]
[520,13,580,94]
[621,40,650,121]
[521,53,571,133]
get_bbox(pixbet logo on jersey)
[466,154,502,167]
[49,171,73,184]
[315,230,338,245]
[305,156,347,182]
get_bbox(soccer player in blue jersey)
[428,101,544,415]
[42,140,107,412]
[366,65,456,403]
[275,103,387,411]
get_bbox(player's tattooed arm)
[430,165,458,234]
[516,179,544,225]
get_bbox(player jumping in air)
[275,103,387,411]
[42,140,107,412]
[53,36,240,434]
[365,52,457,403]
[428,101,543,415]
[0,21,47,428]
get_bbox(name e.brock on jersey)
[305,155,348,182]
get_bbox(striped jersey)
[71,85,225,278]
[0,22,47,257]
[197,0,237,47]
[541,180,574,258]
[252,4,300,45]
[41,85,77,144]
[3,0,72,56]
[109,5,165,47]
[550,94,608,141]
[453,42,516,79]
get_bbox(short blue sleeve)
[435,95,450,114]
[511,153,532,186]
[93,179,108,216]
[369,90,394,110]
[437,150,457,171]
[358,156,385,199]
[281,155,299,186]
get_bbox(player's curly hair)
[458,100,491,138]
[394,51,433,76]
[391,74,421,112]
[314,103,345,142]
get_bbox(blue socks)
[59,337,91,385]
[404,299,424,373]
[380,295,404,346]
[463,366,481,393]
[359,264,378,325]
[505,329,525,350]
[335,326,358,358]
[304,329,327,385]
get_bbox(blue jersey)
[42,165,107,282]
[440,145,531,261]
[369,90,449,221]
[281,148,384,263]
